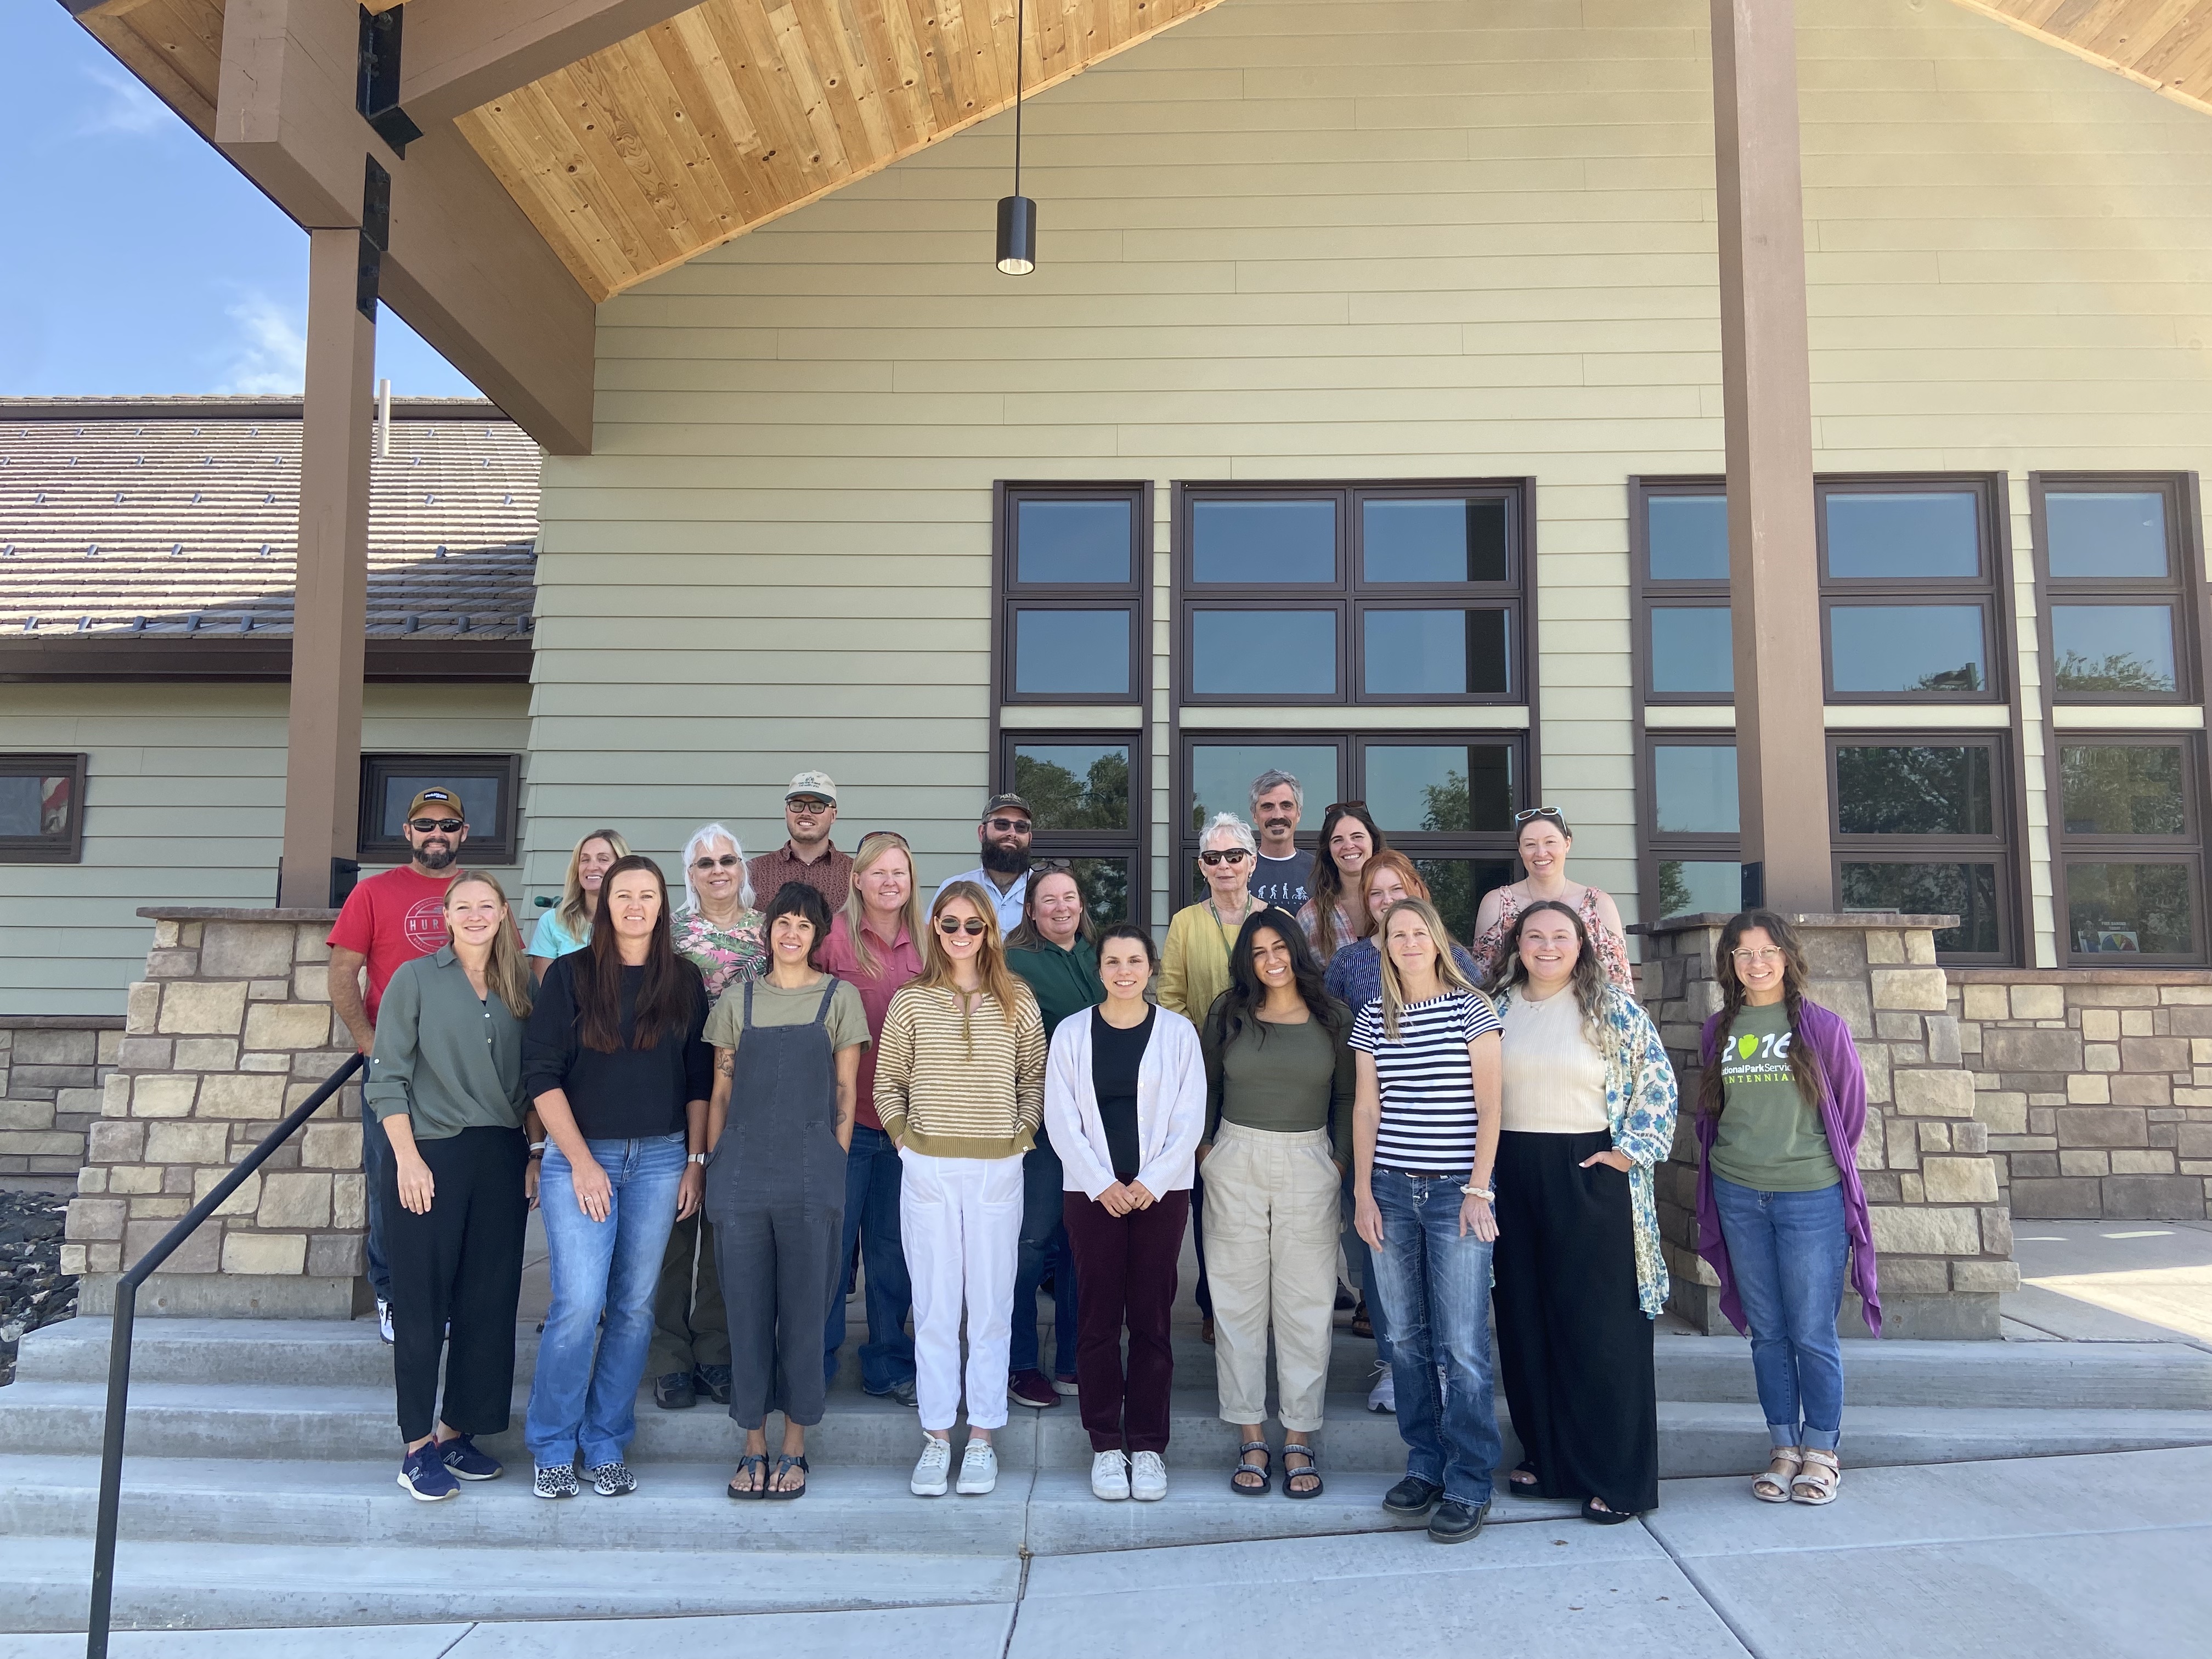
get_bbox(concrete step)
[24,1314,2212,1410]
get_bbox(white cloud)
[77,61,172,138]
[216,292,307,394]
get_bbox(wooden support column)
[1710,0,1832,911]
[278,229,376,907]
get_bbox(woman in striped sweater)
[875,881,1049,1500]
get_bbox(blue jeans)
[1341,1167,1390,1365]
[362,1113,392,1301]
[1712,1175,1848,1453]
[1368,1169,1502,1508]
[1011,1134,1079,1377]
[824,1125,918,1394]
[525,1132,688,1470]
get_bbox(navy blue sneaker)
[398,1444,459,1502]
[437,1434,503,1482]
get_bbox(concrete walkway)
[2006,1218,2212,1347]
[9,1446,2207,1659]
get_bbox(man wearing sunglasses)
[934,793,1036,936]
[746,771,855,913]
[328,786,478,1345]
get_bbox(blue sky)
[2,4,480,398]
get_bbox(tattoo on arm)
[715,1051,735,1076]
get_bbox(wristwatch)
[527,1140,545,1161]
[688,1152,709,1166]
[1461,1183,1495,1201]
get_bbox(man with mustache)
[934,793,1035,936]
[329,787,475,1346]
[1248,769,1314,911]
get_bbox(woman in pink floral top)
[673,823,768,1000]
[1469,810,1635,995]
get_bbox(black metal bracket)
[357,154,391,321]
[357,4,424,155]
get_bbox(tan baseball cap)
[786,770,839,804]
[403,787,465,821]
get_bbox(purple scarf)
[1695,998,1882,1338]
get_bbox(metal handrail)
[84,1051,366,1658]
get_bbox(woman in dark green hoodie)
[1004,865,1106,1407]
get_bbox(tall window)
[1643,736,1740,919]
[2053,738,2203,963]
[2033,475,2200,703]
[0,753,86,864]
[1829,735,2012,961]
[995,484,1148,705]
[1174,482,1528,705]
[1820,477,2008,704]
[1001,732,1143,928]
[1631,480,1732,703]
[358,754,521,865]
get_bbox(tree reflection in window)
[1013,747,1129,832]
[1836,746,1993,837]
[2053,651,2174,695]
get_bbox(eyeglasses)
[788,798,834,815]
[1199,848,1251,866]
[1514,806,1564,825]
[986,816,1032,834]
[408,817,464,833]
[1731,947,1786,966]
[938,916,989,936]
[691,854,741,870]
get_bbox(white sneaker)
[956,1437,998,1495]
[376,1299,394,1345]
[911,1434,952,1497]
[1367,1364,1396,1414]
[1130,1450,1167,1502]
[1091,1449,1131,1500]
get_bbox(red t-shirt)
[326,867,455,1026]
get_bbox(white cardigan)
[1043,1005,1207,1201]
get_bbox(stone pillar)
[1641,912,2018,1340]
[61,909,367,1319]
[0,1017,122,1186]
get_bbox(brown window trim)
[1171,479,1532,707]
[1639,730,1741,923]
[358,753,522,866]
[992,482,1152,708]
[2029,471,2207,708]
[0,752,88,864]
[1629,475,1731,707]
[996,726,1149,928]
[1826,730,2017,965]
[2048,729,2208,967]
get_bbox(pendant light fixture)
[996,0,1036,275]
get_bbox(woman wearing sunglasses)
[1468,809,1634,994]
[1296,802,1389,965]
[876,883,1049,1499]
[672,823,769,1001]
[1158,812,1263,1343]
[529,828,630,984]
[1695,911,1880,1508]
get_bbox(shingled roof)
[0,396,539,681]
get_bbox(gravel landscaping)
[0,1190,76,1386]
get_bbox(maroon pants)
[1062,1187,1190,1454]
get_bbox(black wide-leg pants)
[379,1123,529,1444]
[1492,1128,1658,1515]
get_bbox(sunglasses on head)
[1514,807,1564,825]
[691,854,741,870]
[986,816,1032,834]
[1199,848,1251,866]
[408,817,464,834]
[1323,800,1368,816]
[937,916,989,936]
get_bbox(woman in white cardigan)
[1043,922,1206,1503]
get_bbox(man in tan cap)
[746,769,854,911]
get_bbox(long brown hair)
[1484,897,1611,1057]
[444,871,534,1021]
[912,880,1034,1053]
[1699,910,1822,1121]
[1305,802,1388,960]
[1376,896,1482,1040]
[574,854,700,1054]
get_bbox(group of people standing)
[332,765,1880,1533]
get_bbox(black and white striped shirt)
[1350,991,1502,1173]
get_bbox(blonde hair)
[1376,896,1481,1041]
[556,828,631,938]
[840,830,926,979]
[445,871,534,1020]
[913,880,1034,1053]
[679,822,752,913]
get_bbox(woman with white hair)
[1159,811,1265,1344]
[528,829,630,983]
[650,823,768,1413]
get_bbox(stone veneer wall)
[1949,969,2212,1221]
[0,1017,122,1182]
[61,908,368,1318]
[1638,913,2017,1340]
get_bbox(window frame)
[357,753,523,866]
[2049,730,2208,967]
[1825,730,2017,964]
[1171,479,1530,707]
[1629,475,1733,707]
[2029,471,2207,708]
[1816,474,2012,707]
[992,482,1152,708]
[1639,731,1742,923]
[996,727,1149,928]
[0,752,88,865]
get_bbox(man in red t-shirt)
[329,787,471,1341]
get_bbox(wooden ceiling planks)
[454,0,1227,302]
[1953,1,2212,115]
[75,0,228,136]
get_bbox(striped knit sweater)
[873,983,1047,1160]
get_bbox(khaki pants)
[1201,1121,1339,1432]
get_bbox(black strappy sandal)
[726,1452,767,1500]
[1229,1440,1271,1496]
[1507,1460,1544,1499]
[1282,1443,1323,1499]
[1582,1496,1635,1526]
[763,1454,809,1500]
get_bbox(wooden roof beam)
[396,0,710,128]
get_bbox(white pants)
[899,1148,1025,1433]
[1203,1121,1340,1432]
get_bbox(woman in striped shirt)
[1350,896,1505,1547]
